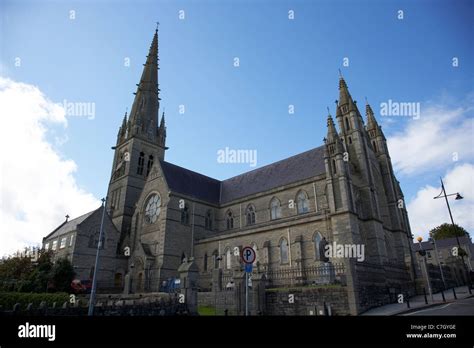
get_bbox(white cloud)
[387,102,474,175]
[0,77,100,256]
[407,163,474,240]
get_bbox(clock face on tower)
[144,194,161,224]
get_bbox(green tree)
[51,258,75,292]
[429,223,469,241]
[28,251,53,292]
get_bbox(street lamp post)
[433,178,471,293]
[88,197,107,316]
[417,237,433,303]
[429,236,446,290]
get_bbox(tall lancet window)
[137,152,145,175]
[226,210,234,230]
[246,205,256,226]
[270,197,281,220]
[280,238,289,264]
[146,155,154,176]
[297,191,309,214]
[345,117,350,131]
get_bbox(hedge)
[0,292,69,310]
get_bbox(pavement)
[361,285,473,316]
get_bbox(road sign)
[245,263,253,273]
[241,246,256,264]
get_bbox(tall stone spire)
[325,108,344,154]
[128,29,160,141]
[338,72,356,113]
[365,100,378,130]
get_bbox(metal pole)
[88,197,107,316]
[431,238,447,290]
[245,271,248,316]
[440,178,471,292]
[423,256,433,302]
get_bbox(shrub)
[0,292,69,310]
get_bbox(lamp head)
[455,193,463,200]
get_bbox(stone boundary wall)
[264,286,350,316]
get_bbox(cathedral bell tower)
[107,28,167,247]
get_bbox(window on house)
[52,241,57,251]
[225,248,231,269]
[280,239,289,264]
[203,253,208,272]
[226,211,234,230]
[69,234,74,247]
[297,191,309,214]
[333,159,337,174]
[137,152,145,175]
[60,237,67,249]
[45,243,49,251]
[146,155,154,176]
[246,205,256,225]
[212,250,219,269]
[345,117,350,131]
[205,210,213,230]
[270,197,281,220]
[181,205,189,225]
[372,141,378,153]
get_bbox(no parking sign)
[241,246,256,265]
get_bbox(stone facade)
[43,207,127,288]
[43,29,417,314]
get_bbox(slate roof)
[160,161,221,204]
[159,146,326,205]
[414,236,473,252]
[43,208,98,241]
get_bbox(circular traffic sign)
[241,246,256,264]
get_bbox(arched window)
[203,252,208,271]
[212,250,219,269]
[332,159,337,174]
[205,210,213,230]
[137,152,145,175]
[181,205,189,225]
[280,238,289,264]
[251,243,258,266]
[372,141,378,153]
[246,205,256,225]
[225,248,231,269]
[226,210,234,230]
[345,117,350,131]
[270,197,281,220]
[297,191,309,214]
[314,232,322,260]
[146,155,154,176]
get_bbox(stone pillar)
[123,273,131,294]
[232,271,246,315]
[250,273,267,315]
[178,258,199,314]
[211,268,222,292]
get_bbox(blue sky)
[0,0,473,252]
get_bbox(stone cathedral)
[44,29,417,314]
